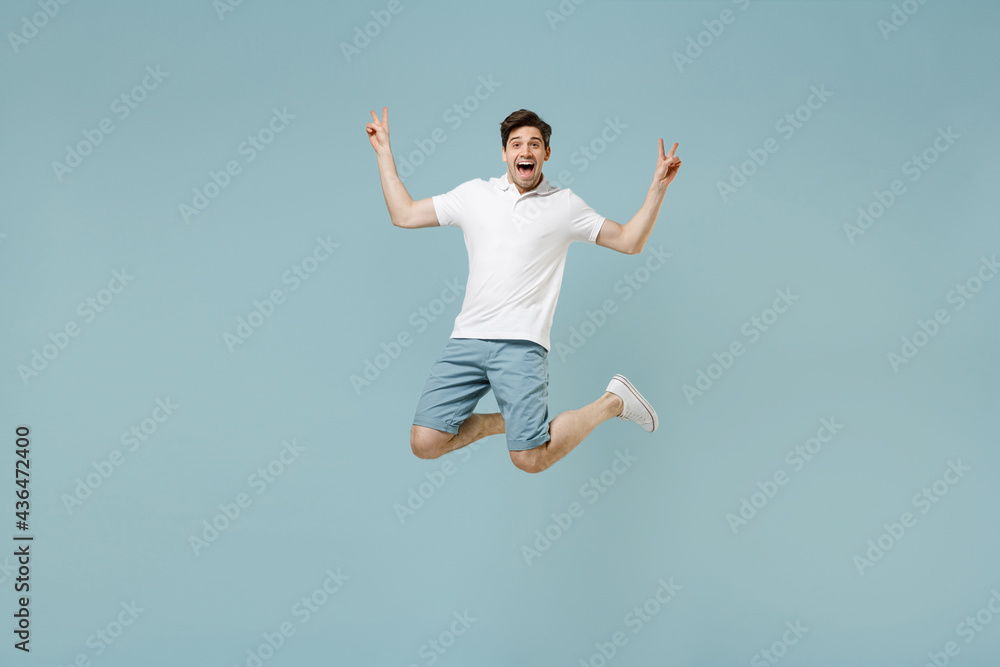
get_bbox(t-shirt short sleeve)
[567,191,606,244]
[431,180,476,228]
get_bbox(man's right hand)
[366,106,390,154]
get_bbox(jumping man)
[366,107,681,473]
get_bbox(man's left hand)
[654,139,682,189]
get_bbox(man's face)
[502,125,550,194]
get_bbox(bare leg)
[411,412,505,459]
[509,392,623,474]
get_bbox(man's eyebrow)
[509,135,542,143]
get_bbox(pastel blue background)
[2,0,998,665]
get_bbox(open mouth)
[516,161,534,179]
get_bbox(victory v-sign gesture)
[654,139,682,191]
[366,105,390,154]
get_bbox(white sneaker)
[606,374,658,433]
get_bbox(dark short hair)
[500,109,552,151]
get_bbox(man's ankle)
[605,392,624,416]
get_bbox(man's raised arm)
[596,138,682,254]
[366,106,439,229]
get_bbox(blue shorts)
[413,338,551,451]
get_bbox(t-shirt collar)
[497,171,556,196]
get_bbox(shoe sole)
[613,374,658,432]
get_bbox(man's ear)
[544,145,551,161]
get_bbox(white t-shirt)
[432,172,606,351]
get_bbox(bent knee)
[410,425,451,459]
[509,446,549,474]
